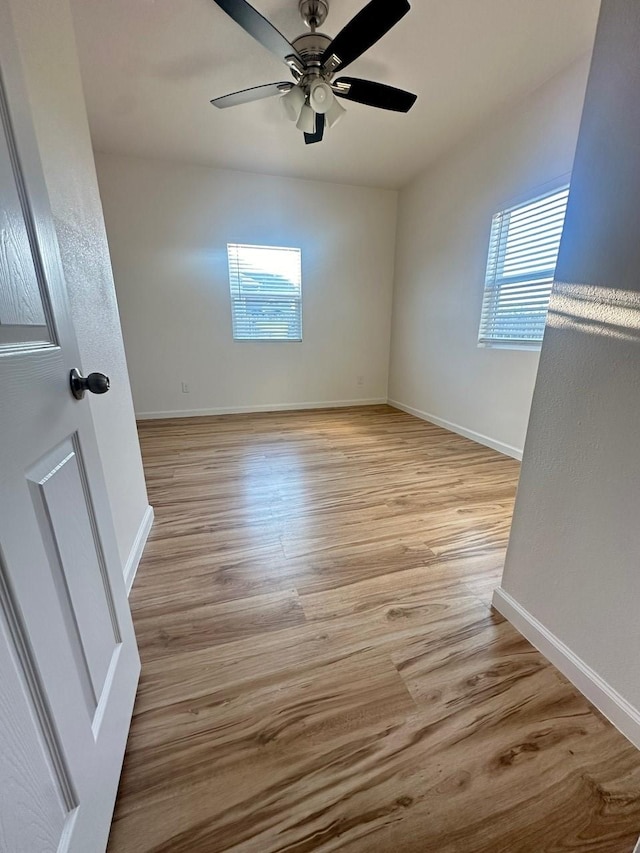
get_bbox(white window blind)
[478,185,570,347]
[227,244,302,341]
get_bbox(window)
[227,243,302,341]
[478,185,570,348]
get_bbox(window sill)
[478,341,542,352]
[233,338,303,343]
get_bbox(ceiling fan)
[210,0,417,144]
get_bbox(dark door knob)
[70,368,111,400]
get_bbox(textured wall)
[8,0,150,571]
[501,0,640,710]
[95,153,398,417]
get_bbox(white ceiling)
[70,0,600,189]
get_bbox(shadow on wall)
[548,282,640,342]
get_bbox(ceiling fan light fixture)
[308,78,333,114]
[209,0,417,144]
[281,85,305,121]
[296,103,316,133]
[325,96,346,128]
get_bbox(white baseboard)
[123,505,154,595]
[387,399,523,460]
[493,587,640,750]
[136,398,387,420]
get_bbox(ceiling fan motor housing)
[291,32,332,68]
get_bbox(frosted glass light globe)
[309,79,334,115]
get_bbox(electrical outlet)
[356,375,364,386]
[181,382,190,394]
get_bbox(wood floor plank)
[129,547,291,613]
[113,647,416,818]
[108,406,640,853]
[133,589,306,662]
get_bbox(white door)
[0,4,140,852]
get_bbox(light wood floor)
[108,405,640,853]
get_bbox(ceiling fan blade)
[304,112,325,144]
[211,0,303,70]
[334,78,416,112]
[321,0,410,73]
[211,82,292,109]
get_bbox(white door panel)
[0,568,76,853]
[27,437,120,718]
[0,87,47,338]
[0,1,140,850]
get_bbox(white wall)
[388,58,591,458]
[496,0,640,743]
[8,0,150,573]
[95,154,398,418]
